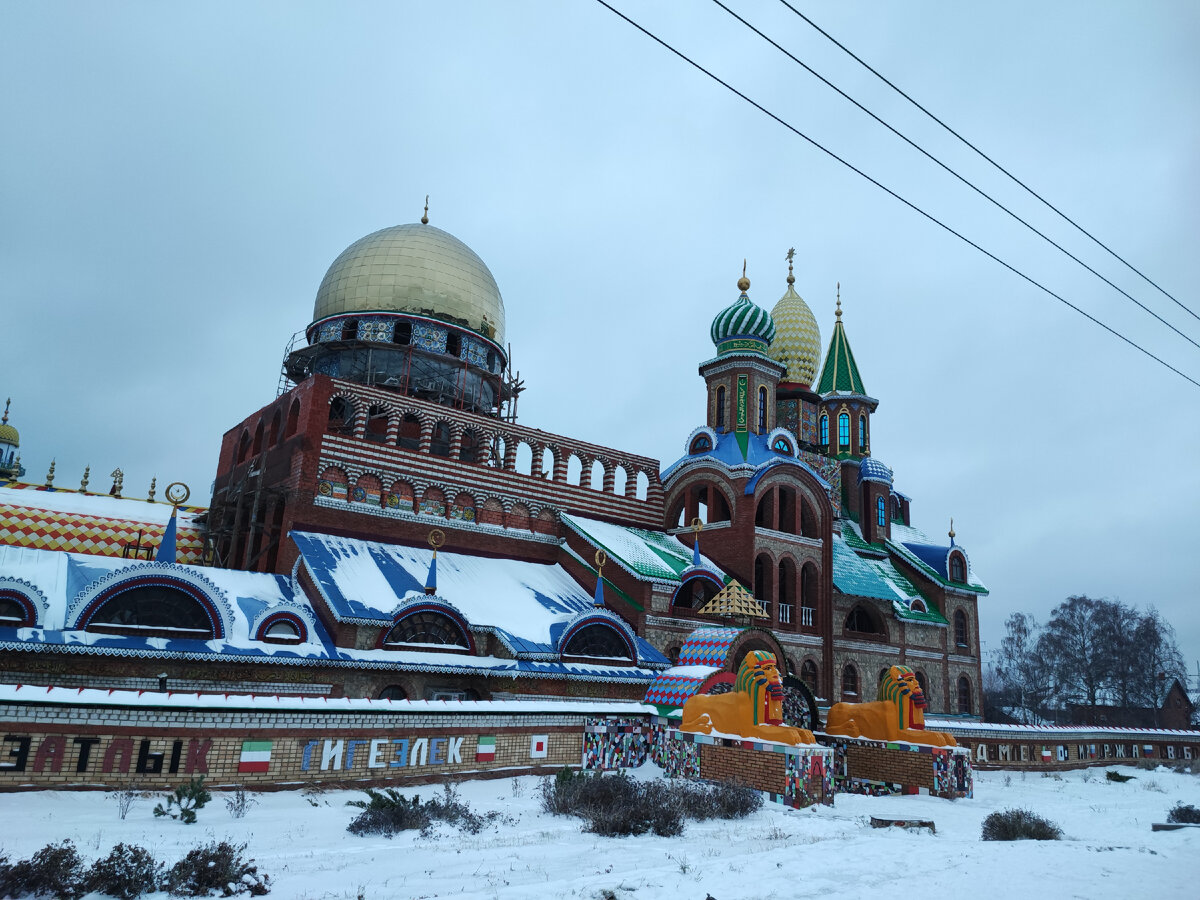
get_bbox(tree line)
[988,595,1188,725]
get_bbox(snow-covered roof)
[560,513,721,584]
[0,481,206,564]
[0,541,668,683]
[291,530,669,668]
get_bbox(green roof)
[560,513,720,583]
[816,309,867,395]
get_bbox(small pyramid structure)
[697,580,767,619]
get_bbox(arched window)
[236,430,251,464]
[87,585,215,638]
[845,605,880,635]
[268,409,282,446]
[393,321,412,345]
[758,386,767,431]
[954,609,969,648]
[285,399,300,438]
[819,414,828,446]
[950,553,966,583]
[957,676,973,714]
[715,386,726,429]
[251,421,264,456]
[341,319,358,341]
[777,559,794,624]
[914,670,928,696]
[459,429,481,463]
[398,413,421,451]
[378,684,408,701]
[383,611,469,649]
[876,496,886,527]
[777,488,795,534]
[753,554,771,607]
[265,620,299,639]
[859,414,867,448]
[690,434,712,454]
[675,575,720,610]
[772,435,793,454]
[365,405,389,443]
[842,664,859,699]
[0,595,34,627]
[838,412,850,449]
[328,397,355,436]
[429,422,452,457]
[800,659,819,695]
[562,624,632,660]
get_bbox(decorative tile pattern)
[463,337,488,368]
[411,322,447,353]
[582,717,651,770]
[317,321,342,342]
[0,504,206,565]
[358,318,393,342]
[644,674,708,708]
[768,285,822,386]
[676,627,741,667]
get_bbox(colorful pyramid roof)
[816,302,867,396]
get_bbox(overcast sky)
[3,2,1198,681]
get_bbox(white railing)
[801,606,814,627]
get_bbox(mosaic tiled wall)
[0,502,206,565]
[582,717,651,770]
[826,736,973,800]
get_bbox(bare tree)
[993,612,1053,723]
[1038,595,1108,711]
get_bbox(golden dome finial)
[949,517,956,541]
[1,398,8,426]
[835,282,842,320]
[786,247,795,285]
[737,259,750,293]
[421,195,429,225]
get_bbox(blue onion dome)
[858,457,893,485]
[710,269,776,356]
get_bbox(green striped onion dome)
[710,290,776,356]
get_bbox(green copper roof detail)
[816,299,867,395]
[711,292,776,354]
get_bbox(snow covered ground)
[2,765,1197,899]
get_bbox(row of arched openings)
[325,398,652,499]
[752,555,818,628]
[236,399,302,465]
[834,664,974,714]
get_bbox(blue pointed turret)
[155,508,178,564]
[424,553,438,595]
[593,574,605,607]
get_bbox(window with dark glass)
[378,685,407,700]
[384,611,467,648]
[446,333,461,358]
[340,319,358,341]
[950,554,966,583]
[820,415,829,446]
[563,624,631,659]
[393,321,412,345]
[459,430,480,463]
[772,436,792,454]
[365,405,388,443]
[914,670,928,695]
[838,413,850,448]
[957,676,973,714]
[89,585,214,637]
[0,597,29,626]
[800,659,818,694]
[690,434,712,454]
[398,414,421,450]
[716,386,726,429]
[845,606,879,634]
[843,664,859,697]
[758,386,767,431]
[262,619,301,643]
[954,609,968,647]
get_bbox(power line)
[591,0,1200,390]
[775,0,1199,325]
[712,0,1200,352]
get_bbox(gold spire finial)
[691,516,704,536]
[428,527,445,552]
[80,465,90,493]
[594,548,607,576]
[835,282,842,320]
[421,195,429,225]
[786,248,795,285]
[949,517,956,540]
[165,482,190,509]
[1,398,8,426]
[737,259,750,293]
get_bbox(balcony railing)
[779,604,792,624]
[801,606,815,627]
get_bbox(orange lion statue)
[824,665,957,746]
[680,650,815,745]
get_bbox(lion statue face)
[736,650,785,726]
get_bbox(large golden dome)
[768,282,822,387]
[313,223,505,346]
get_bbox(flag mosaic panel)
[0,504,206,564]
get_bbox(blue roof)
[663,430,829,492]
[858,457,893,484]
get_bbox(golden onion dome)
[0,423,17,445]
[768,282,822,387]
[313,223,505,347]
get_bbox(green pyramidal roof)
[816,304,867,395]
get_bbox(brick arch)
[352,472,383,505]
[533,507,557,535]
[450,491,477,523]
[724,628,788,676]
[327,393,358,436]
[385,479,415,512]
[664,468,736,528]
[420,485,447,517]
[477,496,505,527]
[508,502,532,531]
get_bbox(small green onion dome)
[709,272,776,355]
